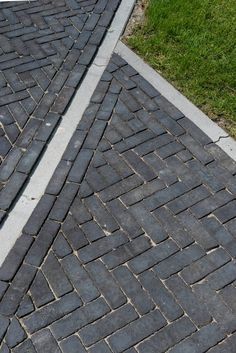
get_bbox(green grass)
[127,0,236,137]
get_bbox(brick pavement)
[0,54,236,352]
[0,0,121,223]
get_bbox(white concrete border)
[0,0,136,267]
[115,41,236,161]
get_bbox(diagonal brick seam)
[0,53,235,352]
[0,0,122,223]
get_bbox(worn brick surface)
[0,53,236,352]
[0,0,121,222]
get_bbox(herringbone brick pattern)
[0,0,120,223]
[0,54,236,352]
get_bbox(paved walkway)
[1,1,236,353]
[0,0,120,223]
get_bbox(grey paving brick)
[154,243,205,279]
[23,194,56,235]
[16,140,45,174]
[113,266,154,315]
[177,210,218,250]
[0,171,27,210]
[12,340,36,353]
[102,235,150,269]
[60,335,86,353]
[181,248,231,284]
[78,231,128,263]
[179,133,214,165]
[42,251,73,297]
[139,270,183,321]
[0,263,37,316]
[106,199,143,238]
[214,200,236,223]
[88,341,112,353]
[79,304,138,346]
[108,310,166,353]
[204,260,236,290]
[49,182,79,222]
[86,259,126,309]
[128,239,179,274]
[153,207,194,247]
[30,270,54,308]
[61,214,88,250]
[166,274,212,326]
[51,297,110,340]
[61,254,99,303]
[22,292,82,334]
[0,315,10,342]
[84,194,119,233]
[167,184,211,214]
[138,316,196,353]
[193,283,236,334]
[32,329,61,353]
[25,220,60,266]
[68,149,93,183]
[5,318,26,348]
[129,203,168,243]
[0,233,33,281]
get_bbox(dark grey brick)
[32,329,61,353]
[12,340,36,353]
[23,194,56,235]
[52,232,72,258]
[0,264,36,316]
[113,266,154,315]
[166,274,212,326]
[5,318,26,348]
[0,315,10,342]
[0,172,27,210]
[61,214,88,250]
[25,220,60,266]
[167,185,211,215]
[130,203,168,243]
[154,243,205,279]
[181,248,231,284]
[42,251,73,297]
[138,316,196,353]
[86,259,126,309]
[88,341,112,353]
[16,140,45,174]
[102,235,151,269]
[68,149,93,183]
[106,199,143,238]
[179,134,214,165]
[214,200,236,223]
[30,270,54,308]
[62,130,87,162]
[128,239,179,274]
[108,310,166,353]
[49,182,79,222]
[62,254,99,303]
[16,294,34,318]
[177,210,218,250]
[84,194,119,233]
[79,304,138,346]
[78,231,128,263]
[83,120,107,149]
[52,86,75,114]
[153,207,194,247]
[205,261,236,290]
[46,160,72,195]
[51,297,110,340]
[60,335,86,353]
[22,292,82,334]
[139,270,183,321]
[0,234,33,281]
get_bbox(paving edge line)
[115,41,236,161]
[0,0,136,267]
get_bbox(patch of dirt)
[123,0,148,39]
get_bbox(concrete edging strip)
[0,0,136,267]
[115,41,236,161]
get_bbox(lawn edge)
[115,41,236,161]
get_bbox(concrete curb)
[115,41,236,161]
[0,0,136,267]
